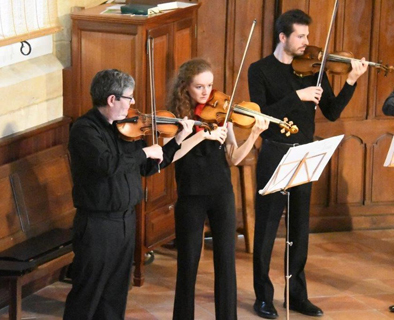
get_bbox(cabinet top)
[71,3,200,25]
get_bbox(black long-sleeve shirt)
[174,139,233,196]
[248,54,357,144]
[382,90,394,116]
[68,107,180,212]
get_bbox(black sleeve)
[319,73,357,121]
[382,91,394,116]
[69,122,147,178]
[140,138,181,177]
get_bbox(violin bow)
[315,0,339,109]
[222,19,257,128]
[147,36,160,173]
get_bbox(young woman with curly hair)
[166,58,269,320]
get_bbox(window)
[0,0,60,47]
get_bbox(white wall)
[0,0,103,138]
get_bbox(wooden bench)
[0,144,76,320]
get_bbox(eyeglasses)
[118,95,135,105]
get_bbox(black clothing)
[248,54,357,304]
[382,90,394,116]
[64,107,180,320]
[173,139,237,320]
[174,139,233,196]
[64,208,136,320]
[249,54,356,145]
[68,107,180,212]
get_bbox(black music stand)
[258,134,344,319]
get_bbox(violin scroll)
[280,117,299,137]
[375,62,394,76]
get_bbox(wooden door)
[70,20,140,120]
[145,24,175,214]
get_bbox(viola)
[293,45,394,77]
[200,91,299,136]
[116,108,216,141]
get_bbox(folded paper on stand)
[259,134,344,196]
[384,135,394,167]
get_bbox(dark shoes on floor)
[284,299,324,317]
[390,305,394,312]
[253,300,278,319]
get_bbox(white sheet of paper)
[384,135,394,167]
[259,134,344,195]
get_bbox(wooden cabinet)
[67,3,199,286]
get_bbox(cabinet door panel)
[174,17,195,70]
[145,203,175,248]
[79,31,137,115]
[145,24,174,213]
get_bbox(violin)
[116,108,215,141]
[200,91,299,136]
[293,45,394,77]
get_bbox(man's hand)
[143,144,163,163]
[296,86,323,105]
[346,57,368,86]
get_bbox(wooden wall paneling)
[80,30,139,116]
[261,0,276,57]
[148,24,172,114]
[70,21,139,121]
[227,0,264,103]
[336,136,365,205]
[197,0,227,92]
[173,17,195,70]
[0,118,71,165]
[370,134,394,203]
[334,0,373,120]
[279,0,308,13]
[307,0,337,122]
[371,0,394,119]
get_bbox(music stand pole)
[281,189,292,320]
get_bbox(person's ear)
[107,94,117,107]
[279,32,286,44]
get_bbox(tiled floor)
[1,229,394,319]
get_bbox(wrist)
[346,78,356,86]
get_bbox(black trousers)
[63,208,135,320]
[254,140,312,304]
[173,193,237,320]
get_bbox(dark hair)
[274,9,312,44]
[167,58,213,118]
[90,69,135,108]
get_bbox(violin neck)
[155,116,204,127]
[328,54,379,67]
[233,105,282,125]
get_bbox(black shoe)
[253,300,278,319]
[284,299,323,317]
[390,305,394,312]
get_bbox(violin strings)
[234,105,282,124]
[328,54,376,66]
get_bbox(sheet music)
[259,135,344,195]
[384,135,394,167]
